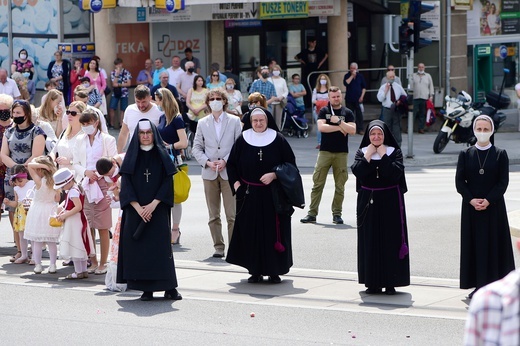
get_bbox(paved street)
[0,128,519,345]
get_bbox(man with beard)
[117,85,163,153]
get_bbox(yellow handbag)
[49,216,63,228]
[173,164,191,204]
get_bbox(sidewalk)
[0,250,471,321]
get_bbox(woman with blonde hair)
[51,101,86,172]
[312,74,331,149]
[156,88,188,244]
[37,89,63,136]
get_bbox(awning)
[349,0,390,14]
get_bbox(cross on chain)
[144,169,151,182]
[258,149,263,161]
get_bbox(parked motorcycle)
[433,68,510,154]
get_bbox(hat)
[53,168,74,189]
[10,172,28,181]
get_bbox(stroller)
[281,94,309,138]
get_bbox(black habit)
[456,145,515,290]
[117,120,178,292]
[226,111,296,276]
[351,120,410,289]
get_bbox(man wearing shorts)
[109,58,132,129]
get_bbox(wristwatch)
[335,119,342,125]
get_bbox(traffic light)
[399,23,414,55]
[408,1,434,53]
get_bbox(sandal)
[87,266,99,274]
[95,264,108,275]
[13,257,29,264]
[65,272,88,279]
[9,251,21,263]
[62,260,74,266]
[171,228,181,245]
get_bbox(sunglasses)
[66,110,78,116]
[155,90,163,99]
[212,74,219,77]
[209,98,222,101]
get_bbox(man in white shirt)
[117,85,163,153]
[177,61,197,102]
[167,56,184,90]
[377,71,407,147]
[0,69,21,99]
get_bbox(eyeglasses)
[212,74,219,77]
[209,98,222,101]
[155,90,163,99]
[66,110,78,116]
[138,130,153,136]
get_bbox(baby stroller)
[281,94,309,138]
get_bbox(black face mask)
[13,116,25,125]
[261,73,269,79]
[0,110,10,121]
[187,68,195,73]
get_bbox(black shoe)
[268,275,282,284]
[247,275,263,283]
[385,287,396,295]
[332,215,343,224]
[365,287,382,294]
[140,292,153,301]
[164,289,183,300]
[300,215,316,223]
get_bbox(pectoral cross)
[258,149,263,161]
[144,169,151,182]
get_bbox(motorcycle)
[433,68,510,154]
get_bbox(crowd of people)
[0,49,517,321]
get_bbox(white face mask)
[210,100,223,112]
[320,79,327,85]
[226,84,234,90]
[474,131,492,144]
[272,70,281,77]
[418,70,425,75]
[20,54,27,60]
[82,124,97,135]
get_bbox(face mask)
[272,71,280,77]
[474,131,492,144]
[226,84,234,90]
[13,116,25,125]
[418,70,425,75]
[0,110,10,121]
[210,100,223,112]
[389,80,394,84]
[82,124,97,135]
[261,73,269,79]
[320,79,327,85]
[187,68,195,73]
[20,54,27,60]
[83,83,90,87]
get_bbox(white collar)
[243,128,277,147]
[475,143,492,150]
[361,146,395,160]
[140,144,154,151]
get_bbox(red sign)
[115,23,150,86]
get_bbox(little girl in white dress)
[25,156,61,274]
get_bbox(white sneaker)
[34,264,43,274]
[48,264,57,274]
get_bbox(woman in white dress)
[268,64,289,130]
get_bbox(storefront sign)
[309,0,336,16]
[224,20,262,28]
[78,0,116,13]
[259,1,308,20]
[137,7,146,21]
[477,45,491,56]
[212,3,259,20]
[495,45,515,58]
[115,23,150,85]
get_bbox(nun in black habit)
[351,120,410,295]
[456,114,515,298]
[226,107,296,284]
[116,119,182,301]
